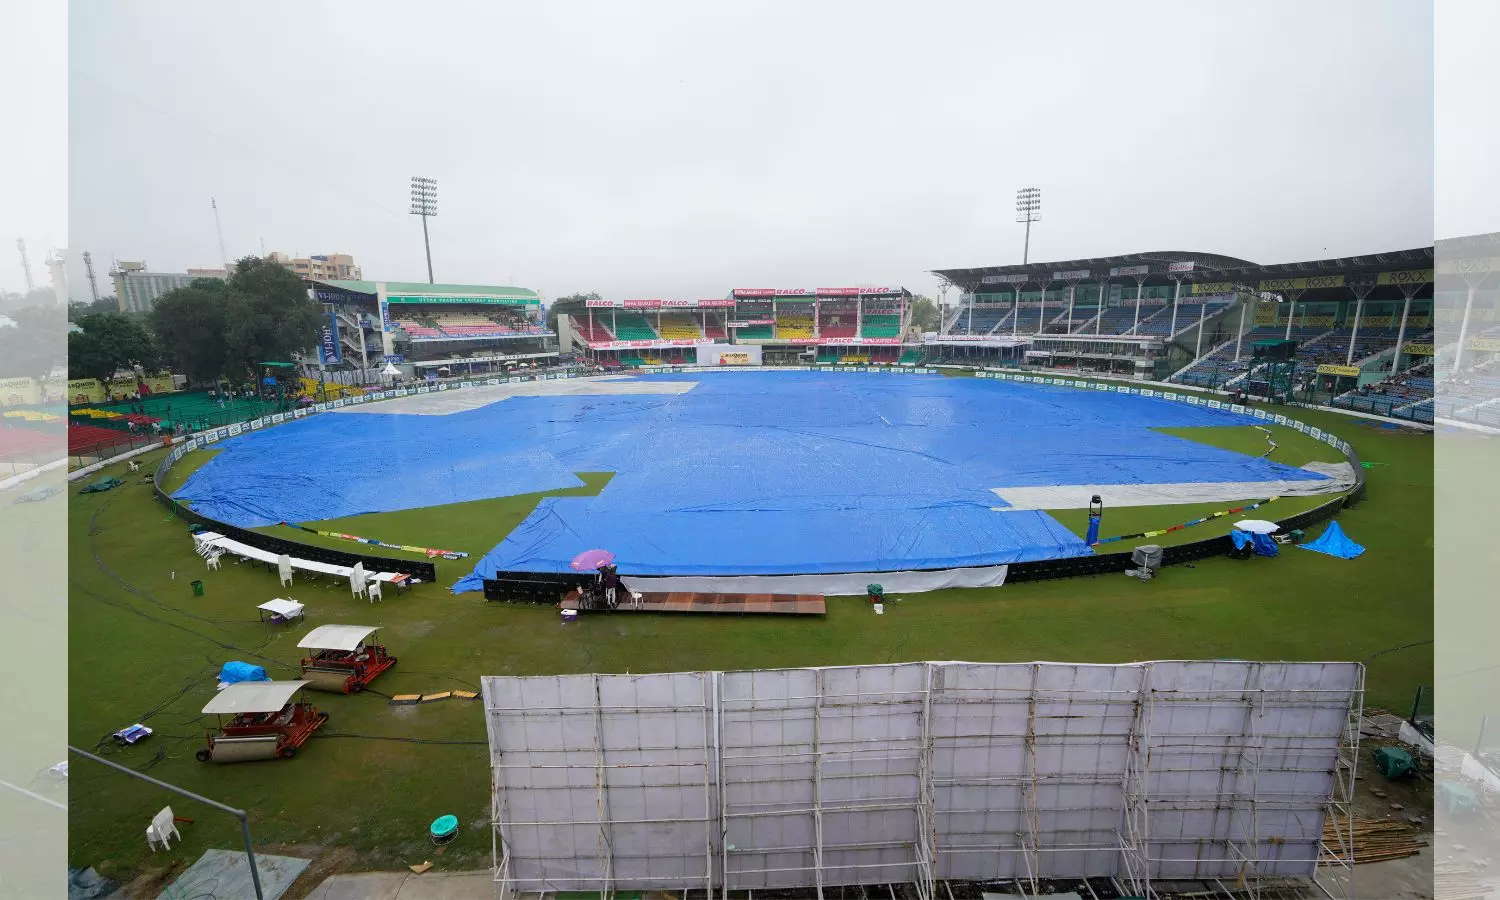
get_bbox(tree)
[220,257,324,375]
[68,297,121,320]
[909,294,940,333]
[0,304,67,382]
[148,257,323,385]
[67,312,160,383]
[548,292,602,333]
[149,280,232,385]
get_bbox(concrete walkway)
[303,869,493,899]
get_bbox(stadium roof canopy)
[933,246,1434,292]
[310,279,539,299]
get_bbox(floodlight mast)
[1016,187,1041,264]
[410,176,438,283]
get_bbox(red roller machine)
[296,624,397,694]
[196,680,328,763]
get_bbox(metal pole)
[1284,295,1295,341]
[1131,279,1143,334]
[1066,284,1076,335]
[1197,296,1209,359]
[1168,279,1181,336]
[1096,281,1106,335]
[1011,289,1018,338]
[1346,293,1366,366]
[421,214,434,284]
[1454,282,1478,373]
[966,295,973,334]
[69,745,264,900]
[1233,298,1247,362]
[1023,218,1031,265]
[1038,283,1048,333]
[1392,288,1414,374]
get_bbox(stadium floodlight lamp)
[1015,187,1041,264]
[409,175,439,283]
[1015,187,1042,223]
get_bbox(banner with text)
[1258,275,1346,291]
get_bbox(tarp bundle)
[79,477,123,494]
[1231,528,1278,557]
[218,661,269,685]
[1300,521,1365,559]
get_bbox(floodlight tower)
[410,176,438,284]
[1016,187,1041,264]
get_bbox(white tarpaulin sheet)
[621,564,1008,597]
[483,660,1361,893]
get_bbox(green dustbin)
[1373,745,1415,779]
[191,580,204,597]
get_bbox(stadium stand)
[1133,300,1231,337]
[1090,306,1148,335]
[818,310,858,339]
[570,316,615,343]
[736,322,774,339]
[898,348,924,365]
[1333,363,1436,422]
[859,313,901,338]
[776,314,815,339]
[657,313,702,340]
[609,313,659,341]
[947,307,1013,335]
[701,315,728,340]
[394,317,444,339]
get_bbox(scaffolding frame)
[485,661,1362,899]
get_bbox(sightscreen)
[482,660,1361,894]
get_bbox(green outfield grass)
[67,398,1434,886]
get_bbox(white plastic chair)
[206,552,222,571]
[146,806,180,851]
[366,581,382,604]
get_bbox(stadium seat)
[571,317,615,342]
[860,313,901,338]
[657,314,702,341]
[775,314,814,339]
[609,313,659,341]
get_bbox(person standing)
[599,564,620,609]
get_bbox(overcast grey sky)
[55,1,1438,300]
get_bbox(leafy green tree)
[149,280,232,385]
[548,292,601,333]
[0,304,67,382]
[67,312,160,383]
[68,297,121,320]
[909,294,940,332]
[148,257,323,385]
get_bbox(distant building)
[268,251,362,281]
[112,263,227,314]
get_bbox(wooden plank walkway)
[562,589,825,616]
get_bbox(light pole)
[1016,187,1041,264]
[409,176,438,283]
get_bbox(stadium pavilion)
[307,279,557,380]
[557,287,922,368]
[931,247,1435,421]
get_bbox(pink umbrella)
[570,549,615,571]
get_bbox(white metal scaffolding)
[484,661,1363,898]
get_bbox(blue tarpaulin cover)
[218,661,269,684]
[1300,520,1365,559]
[169,372,1331,589]
[1231,529,1279,557]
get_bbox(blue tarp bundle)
[1231,529,1279,557]
[218,661,269,684]
[1300,521,1365,559]
[169,372,1333,590]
